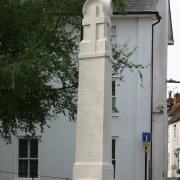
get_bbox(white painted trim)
[14,137,18,179]
[112,113,119,117]
[15,136,41,180]
[79,52,111,59]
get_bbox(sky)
[167,0,180,95]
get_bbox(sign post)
[142,132,152,180]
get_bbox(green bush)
[176,169,180,174]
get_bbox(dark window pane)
[112,81,115,96]
[18,160,28,177]
[30,139,38,158]
[19,139,28,158]
[112,139,116,159]
[30,160,38,178]
[112,160,116,178]
[112,97,116,112]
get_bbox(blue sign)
[142,132,152,142]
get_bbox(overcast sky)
[167,0,180,95]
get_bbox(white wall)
[0,115,76,180]
[0,16,159,180]
[152,0,169,179]
[0,139,16,180]
[112,17,152,180]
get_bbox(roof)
[125,0,158,12]
[113,0,174,46]
[169,116,180,124]
[168,104,180,116]
[113,0,159,13]
[168,104,180,124]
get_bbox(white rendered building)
[0,0,173,180]
[168,93,180,178]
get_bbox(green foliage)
[112,44,144,84]
[112,0,127,14]
[0,0,80,142]
[177,169,180,174]
[0,0,143,143]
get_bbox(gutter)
[150,15,161,180]
[113,11,161,19]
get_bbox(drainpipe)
[150,14,161,180]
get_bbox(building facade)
[168,93,180,178]
[0,0,173,180]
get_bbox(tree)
[0,0,143,143]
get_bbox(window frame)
[112,137,117,179]
[168,152,170,170]
[174,124,177,139]
[112,79,119,117]
[18,137,39,179]
[112,80,116,113]
[178,152,180,169]
[110,25,117,44]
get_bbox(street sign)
[142,132,151,143]
[142,132,151,180]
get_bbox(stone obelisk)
[73,0,113,180]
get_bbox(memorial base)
[73,162,113,180]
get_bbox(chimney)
[168,91,172,98]
[174,93,180,104]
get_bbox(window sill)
[112,112,119,117]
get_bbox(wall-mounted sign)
[142,132,152,143]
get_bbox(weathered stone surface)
[73,0,113,180]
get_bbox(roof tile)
[114,0,159,13]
